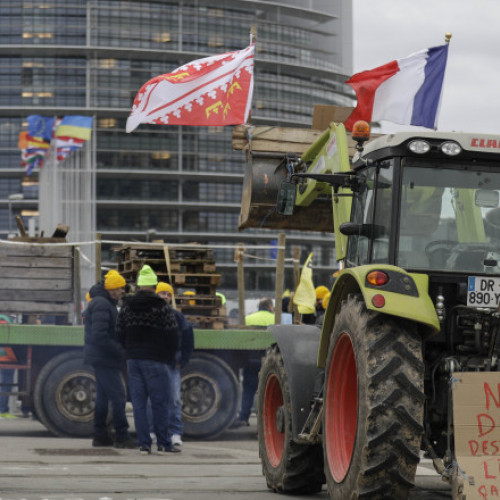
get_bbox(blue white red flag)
[344,44,449,131]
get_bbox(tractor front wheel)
[323,297,425,499]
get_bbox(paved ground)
[0,414,452,500]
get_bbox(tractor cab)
[347,131,500,309]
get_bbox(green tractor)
[240,121,500,498]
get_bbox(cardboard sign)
[452,372,500,499]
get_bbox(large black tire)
[181,352,240,440]
[34,350,96,437]
[323,297,425,499]
[257,344,325,493]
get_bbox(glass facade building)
[0,0,353,295]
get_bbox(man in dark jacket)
[116,265,179,455]
[84,270,135,448]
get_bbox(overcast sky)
[352,0,499,134]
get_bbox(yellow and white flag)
[293,252,316,314]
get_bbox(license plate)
[467,276,500,308]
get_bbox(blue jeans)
[167,365,183,436]
[93,365,129,441]
[127,359,172,449]
[0,369,15,414]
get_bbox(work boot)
[92,435,114,447]
[114,436,137,449]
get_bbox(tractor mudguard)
[268,324,322,439]
[318,264,440,368]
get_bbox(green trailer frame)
[0,323,274,439]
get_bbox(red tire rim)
[325,332,358,482]
[263,373,285,467]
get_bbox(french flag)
[344,44,449,131]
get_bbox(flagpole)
[250,25,256,45]
[445,32,452,43]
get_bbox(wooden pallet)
[113,244,224,321]
[175,294,222,308]
[184,315,227,330]
[177,305,226,317]
[114,244,214,261]
[170,260,216,274]
[172,273,220,287]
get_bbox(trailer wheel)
[181,352,240,440]
[323,297,425,499]
[34,350,96,437]
[257,344,324,494]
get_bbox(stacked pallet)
[113,243,227,329]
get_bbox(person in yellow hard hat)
[155,282,194,449]
[315,285,329,308]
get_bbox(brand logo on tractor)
[470,138,500,149]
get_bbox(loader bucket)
[238,155,334,232]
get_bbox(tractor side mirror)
[277,181,296,215]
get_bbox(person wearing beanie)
[116,266,180,456]
[155,281,194,448]
[83,270,135,449]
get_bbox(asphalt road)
[0,414,452,500]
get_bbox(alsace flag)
[344,44,449,131]
[126,43,254,133]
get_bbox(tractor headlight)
[408,140,430,154]
[440,141,461,156]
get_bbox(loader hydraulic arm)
[291,172,360,194]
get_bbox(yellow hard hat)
[315,285,329,300]
[156,282,174,295]
[183,290,196,306]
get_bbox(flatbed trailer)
[0,323,274,440]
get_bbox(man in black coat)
[84,270,135,448]
[116,265,179,455]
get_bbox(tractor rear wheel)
[257,344,324,493]
[323,297,425,499]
